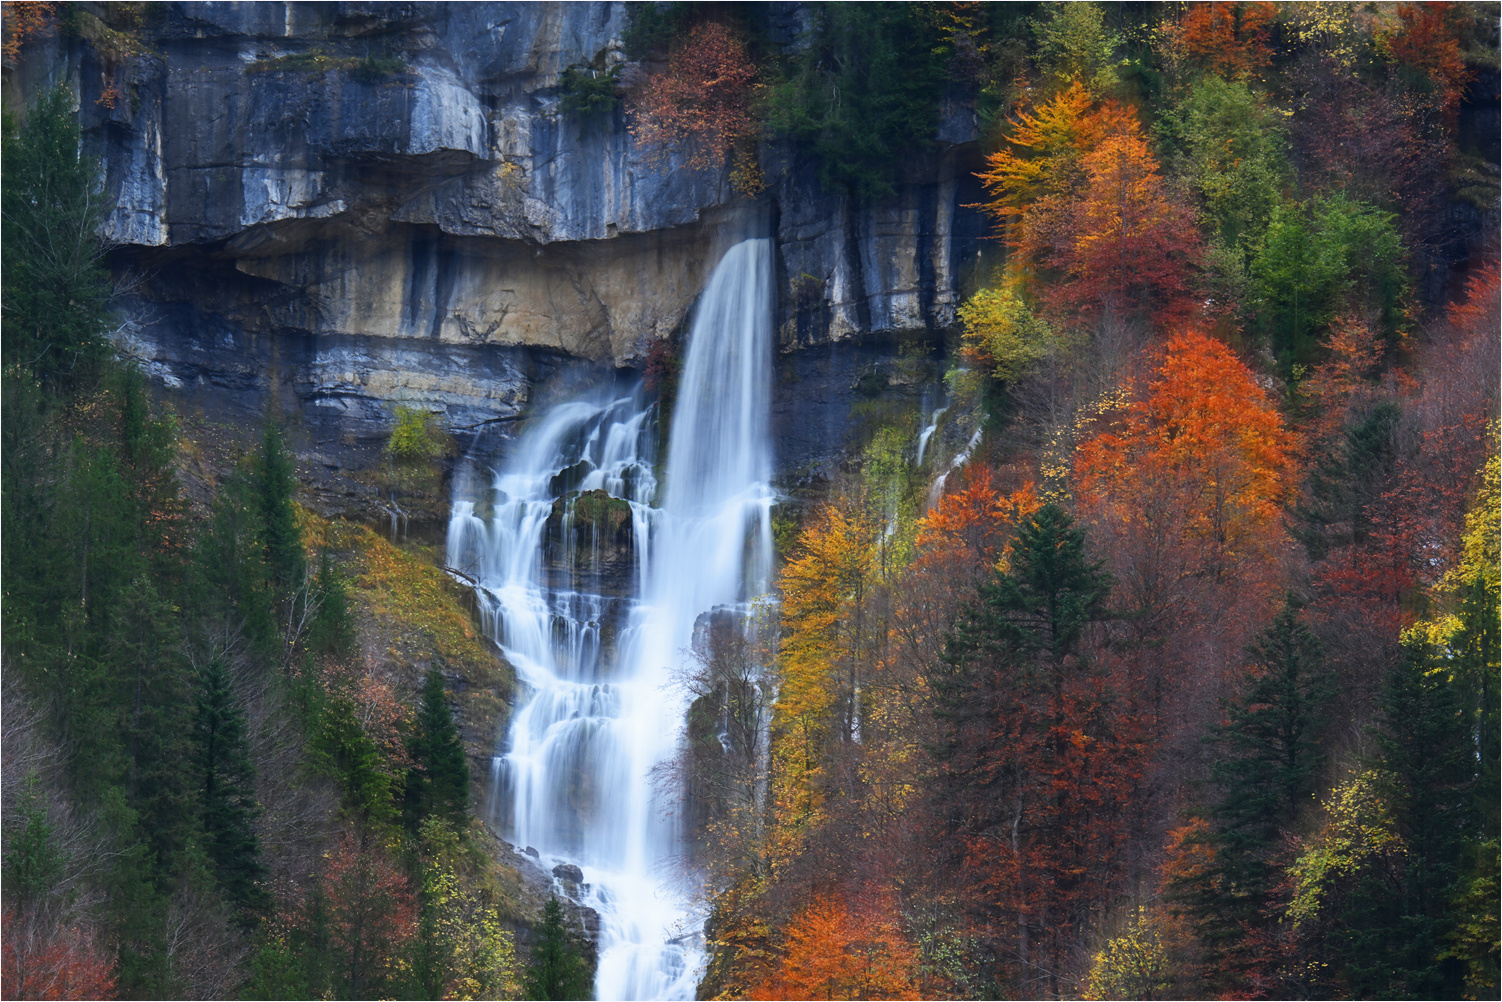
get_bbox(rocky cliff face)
[7,1,986,445]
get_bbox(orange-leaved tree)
[1,1,55,60]
[1163,2,1277,80]
[973,82,1138,264]
[748,891,922,1001]
[1061,132,1201,322]
[974,82,1199,321]
[1388,1,1473,125]
[1075,329,1295,588]
[628,21,759,177]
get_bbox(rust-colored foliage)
[265,833,418,999]
[916,463,1040,570]
[1446,259,1500,336]
[1075,329,1295,586]
[1388,2,1473,122]
[1,1,55,60]
[1165,2,1277,79]
[321,832,417,995]
[973,82,1138,250]
[1302,315,1385,447]
[1061,133,1201,322]
[748,891,922,1001]
[628,21,758,173]
[974,83,1199,321]
[1,910,118,1000]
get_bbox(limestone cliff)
[4,1,986,444]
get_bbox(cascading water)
[446,238,774,1001]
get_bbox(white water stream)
[446,239,774,1000]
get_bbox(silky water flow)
[447,239,774,1000]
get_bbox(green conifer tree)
[0,86,112,390]
[3,773,65,910]
[405,668,471,831]
[1177,602,1333,986]
[1328,638,1474,998]
[193,656,269,922]
[524,895,592,1001]
[257,423,304,599]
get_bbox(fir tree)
[193,656,269,922]
[405,668,471,831]
[1178,602,1333,985]
[308,551,355,656]
[1329,638,1474,998]
[3,773,65,910]
[0,85,113,390]
[257,423,304,599]
[524,895,592,1001]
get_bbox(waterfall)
[446,238,774,1001]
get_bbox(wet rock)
[524,846,540,859]
[552,862,585,885]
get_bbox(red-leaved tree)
[1,909,118,1000]
[628,21,758,175]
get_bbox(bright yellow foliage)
[1286,769,1406,928]
[771,503,879,853]
[1083,905,1173,1001]
[958,286,1058,381]
[418,819,524,1000]
[1440,426,1500,598]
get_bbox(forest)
[2,1,1499,1000]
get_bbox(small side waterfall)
[446,238,774,1001]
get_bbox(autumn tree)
[973,81,1136,263]
[974,81,1198,321]
[957,286,1059,381]
[1,910,118,1001]
[321,832,418,999]
[931,503,1141,997]
[412,818,522,1001]
[771,502,881,845]
[1387,1,1474,125]
[628,21,758,181]
[1162,2,1277,80]
[748,891,922,1001]
[1,1,56,60]
[1061,132,1201,321]
[1075,329,1295,596]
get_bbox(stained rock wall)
[2,1,988,442]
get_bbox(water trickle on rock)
[447,239,774,1001]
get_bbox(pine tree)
[405,668,470,831]
[1329,638,1474,998]
[1177,602,1333,986]
[524,895,592,1001]
[193,656,269,922]
[0,85,112,390]
[932,503,1121,995]
[257,423,304,599]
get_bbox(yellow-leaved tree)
[770,502,881,856]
